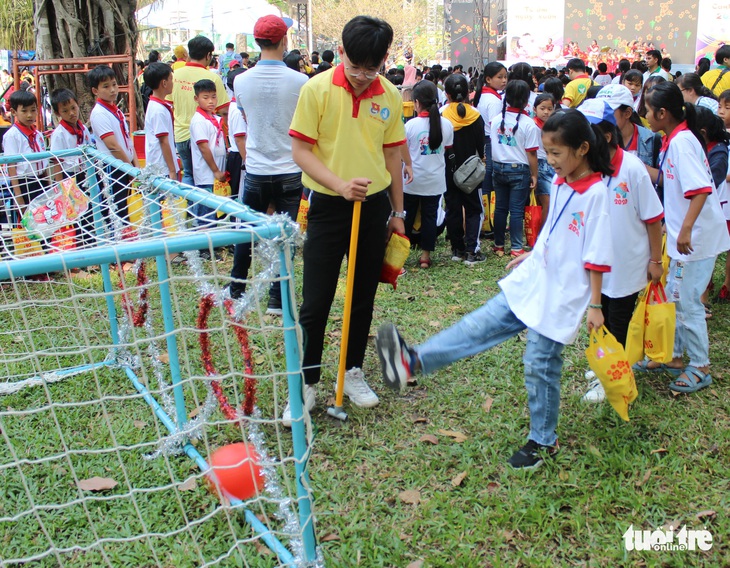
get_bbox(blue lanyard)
[545,185,576,247]
[655,148,668,192]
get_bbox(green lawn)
[0,243,727,567]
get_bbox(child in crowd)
[3,90,49,216]
[576,99,664,403]
[542,77,565,110]
[142,62,178,180]
[473,62,508,232]
[403,80,454,268]
[189,79,227,229]
[636,75,666,128]
[491,80,539,258]
[225,68,247,200]
[376,109,613,469]
[88,65,138,227]
[508,62,537,114]
[635,83,730,393]
[441,73,485,264]
[677,73,719,114]
[621,70,644,110]
[716,89,730,302]
[561,58,594,108]
[533,92,556,226]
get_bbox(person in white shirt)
[576,99,664,403]
[643,49,672,83]
[376,109,614,470]
[403,80,454,268]
[676,73,719,114]
[636,82,730,393]
[142,63,179,180]
[225,67,247,201]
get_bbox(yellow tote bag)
[213,179,232,218]
[296,192,309,232]
[127,184,144,225]
[660,234,670,287]
[585,326,638,422]
[380,232,410,290]
[644,282,676,364]
[625,284,650,365]
[12,226,44,258]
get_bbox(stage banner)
[695,0,730,63]
[506,0,564,66]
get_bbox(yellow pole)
[334,200,362,409]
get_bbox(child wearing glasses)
[288,15,406,421]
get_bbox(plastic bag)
[660,233,669,287]
[49,226,77,252]
[12,226,44,258]
[644,282,676,364]
[161,196,188,234]
[380,232,410,290]
[585,325,638,422]
[524,191,541,248]
[213,178,232,218]
[59,177,89,221]
[625,284,649,365]
[481,192,493,232]
[21,184,72,239]
[296,191,309,233]
[127,183,144,225]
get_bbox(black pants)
[300,190,390,385]
[404,193,441,252]
[601,292,640,347]
[107,167,130,223]
[229,172,302,300]
[444,179,483,254]
[225,151,245,201]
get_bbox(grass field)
[0,241,728,568]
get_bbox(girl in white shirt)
[376,110,614,470]
[639,83,730,393]
[403,81,454,268]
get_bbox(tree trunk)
[33,0,139,124]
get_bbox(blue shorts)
[536,158,555,197]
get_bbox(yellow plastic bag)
[625,284,650,365]
[12,226,44,258]
[660,233,669,287]
[380,232,410,290]
[296,192,309,232]
[213,179,232,218]
[585,325,638,422]
[482,193,493,232]
[127,185,144,225]
[161,196,188,234]
[644,282,676,364]
[490,192,496,225]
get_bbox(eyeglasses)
[344,64,379,80]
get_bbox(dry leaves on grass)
[650,448,667,455]
[156,351,170,364]
[321,533,340,542]
[695,510,716,521]
[636,469,651,486]
[438,429,468,443]
[451,471,467,487]
[419,434,438,445]
[133,420,147,429]
[78,477,118,492]
[407,561,424,568]
[482,396,494,413]
[398,490,421,505]
[178,477,197,491]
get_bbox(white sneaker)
[581,378,606,403]
[282,385,317,427]
[584,370,596,380]
[343,368,379,408]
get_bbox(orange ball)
[207,443,264,500]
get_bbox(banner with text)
[506,0,565,66]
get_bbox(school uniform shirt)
[563,74,594,108]
[144,97,179,174]
[534,117,547,160]
[660,123,730,261]
[601,148,664,298]
[189,108,227,186]
[227,99,247,151]
[695,96,718,114]
[476,88,502,136]
[404,113,454,197]
[89,99,134,161]
[170,62,229,143]
[3,122,48,177]
[499,173,613,344]
[289,64,406,197]
[49,120,93,176]
[489,108,540,165]
[594,73,612,87]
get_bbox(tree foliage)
[0,0,34,51]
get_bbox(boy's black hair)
[227,67,246,91]
[240,52,249,59]
[148,50,160,63]
[622,69,643,86]
[9,90,36,111]
[316,61,333,73]
[543,76,565,102]
[188,35,215,61]
[597,62,608,73]
[226,42,234,49]
[617,59,631,74]
[341,16,393,69]
[194,79,216,96]
[566,58,585,72]
[87,65,116,90]
[321,50,334,63]
[50,88,77,113]
[646,49,662,64]
[661,57,672,71]
[715,45,730,65]
[143,62,173,91]
[719,89,730,103]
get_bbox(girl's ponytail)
[472,72,486,107]
[412,80,443,151]
[444,73,470,118]
[587,123,614,177]
[499,97,507,134]
[682,102,707,154]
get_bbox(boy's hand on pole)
[338,178,370,201]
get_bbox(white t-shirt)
[534,118,547,160]
[644,68,673,83]
[89,100,134,161]
[489,109,540,165]
[404,114,454,197]
[500,173,613,345]
[660,125,730,260]
[601,149,664,297]
[476,89,502,137]
[695,96,719,114]
[189,109,227,186]
[144,97,179,173]
[233,59,307,175]
[594,74,613,87]
[3,123,48,177]
[227,100,248,151]
[49,120,93,176]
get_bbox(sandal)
[419,257,432,269]
[703,303,712,320]
[668,366,712,393]
[632,359,682,377]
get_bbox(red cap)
[229,60,241,69]
[253,15,289,43]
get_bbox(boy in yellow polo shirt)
[289,15,406,418]
[561,58,594,108]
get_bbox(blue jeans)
[193,184,217,228]
[536,158,554,197]
[666,256,716,367]
[176,139,194,187]
[415,292,565,446]
[492,161,531,250]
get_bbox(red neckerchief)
[534,117,545,129]
[195,107,222,144]
[417,111,430,117]
[481,86,502,99]
[660,121,689,153]
[14,122,40,152]
[95,98,130,143]
[707,141,718,153]
[60,119,86,145]
[506,106,530,116]
[149,96,174,126]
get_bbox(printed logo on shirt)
[380,107,391,121]
[665,157,675,181]
[568,211,585,236]
[417,130,441,155]
[614,182,629,205]
[370,102,381,115]
[497,128,518,147]
[578,84,587,95]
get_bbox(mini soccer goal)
[0,147,320,567]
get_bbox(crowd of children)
[1,20,729,470]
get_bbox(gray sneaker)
[282,385,317,427]
[343,368,379,408]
